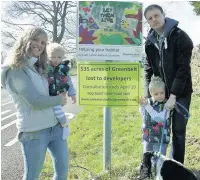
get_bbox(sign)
[78,45,142,61]
[77,1,143,61]
[78,62,140,106]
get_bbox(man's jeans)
[172,94,191,164]
[18,123,69,180]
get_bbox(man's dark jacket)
[144,17,193,98]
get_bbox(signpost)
[103,107,112,171]
[77,1,143,172]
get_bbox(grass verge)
[40,80,200,180]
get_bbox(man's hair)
[149,76,165,93]
[46,43,65,57]
[144,4,164,18]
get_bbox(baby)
[46,43,76,140]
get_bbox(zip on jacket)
[159,28,176,97]
[159,42,170,97]
[153,36,170,97]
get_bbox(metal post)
[103,107,112,171]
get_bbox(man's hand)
[71,96,76,104]
[164,94,176,110]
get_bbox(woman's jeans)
[18,123,69,180]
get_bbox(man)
[143,4,193,164]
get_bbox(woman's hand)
[59,93,67,106]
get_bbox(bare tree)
[1,1,77,58]
[1,52,7,64]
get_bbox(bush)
[191,48,200,95]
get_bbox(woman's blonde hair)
[149,76,165,93]
[7,27,48,74]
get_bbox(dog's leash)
[159,109,168,153]
[159,102,190,153]
[174,102,190,120]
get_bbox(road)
[1,76,82,180]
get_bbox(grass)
[39,68,200,180]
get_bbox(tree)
[198,44,200,51]
[190,1,200,15]
[1,1,77,59]
[1,52,7,64]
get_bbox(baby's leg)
[53,105,70,140]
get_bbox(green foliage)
[190,1,200,15]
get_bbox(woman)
[143,4,193,164]
[1,27,69,180]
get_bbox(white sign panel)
[77,1,143,62]
[77,45,142,61]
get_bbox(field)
[40,53,200,180]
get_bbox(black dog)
[140,151,198,180]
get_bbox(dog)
[139,151,198,180]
